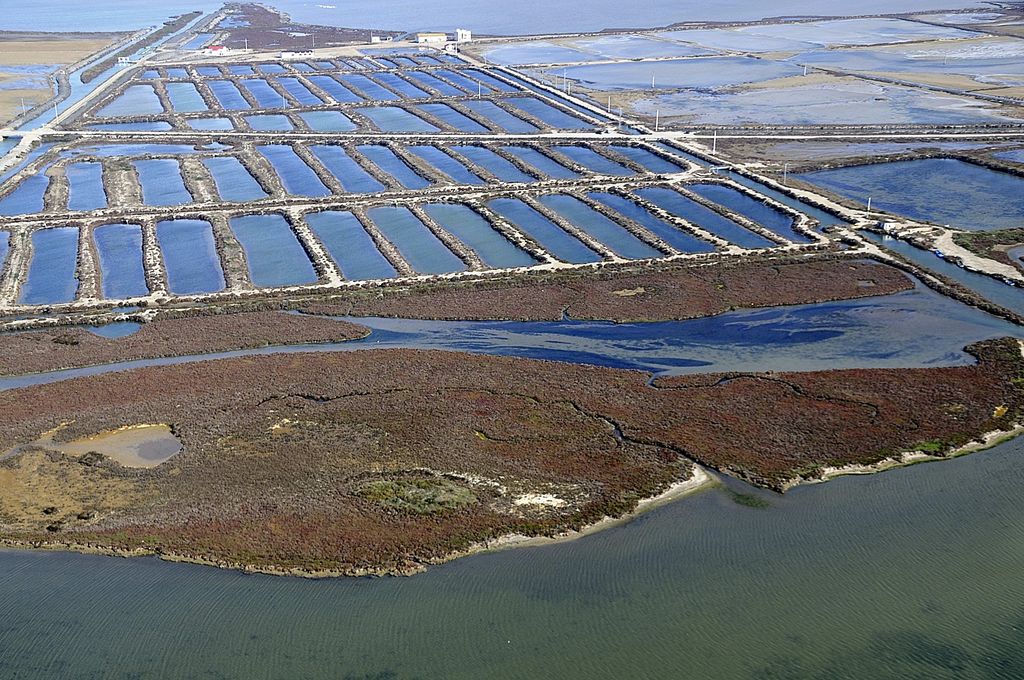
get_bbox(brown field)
[0,311,367,376]
[0,336,1019,575]
[299,258,914,322]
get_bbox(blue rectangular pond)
[96,85,164,117]
[202,157,267,202]
[798,158,1024,231]
[277,77,324,106]
[635,187,777,249]
[409,146,484,185]
[414,103,489,133]
[539,194,663,259]
[306,75,364,103]
[690,184,810,243]
[299,111,356,132]
[488,198,600,264]
[372,72,428,98]
[339,74,399,101]
[86,121,173,131]
[452,146,537,183]
[461,101,537,134]
[245,114,294,131]
[434,69,487,94]
[357,145,431,190]
[367,206,466,275]
[505,96,592,129]
[66,162,107,212]
[553,145,633,176]
[305,210,397,281]
[156,219,225,295]
[423,203,537,269]
[309,146,385,193]
[229,214,318,288]
[239,79,287,108]
[591,192,715,253]
[19,227,79,305]
[188,117,235,131]
[208,80,251,110]
[166,82,207,113]
[500,146,579,179]
[405,71,464,96]
[93,223,147,298]
[257,145,331,197]
[133,159,191,206]
[608,145,684,174]
[357,106,439,133]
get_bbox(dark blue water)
[591,192,716,253]
[239,79,286,108]
[0,173,48,216]
[409,146,484,185]
[257,146,331,197]
[609,145,683,173]
[230,214,318,288]
[188,117,235,131]
[464,69,521,92]
[368,206,467,274]
[415,103,490,132]
[554,145,633,176]
[691,183,811,243]
[245,114,293,131]
[207,80,251,110]
[540,194,663,259]
[463,100,538,133]
[452,146,537,183]
[636,187,778,249]
[133,159,191,206]
[423,203,538,269]
[305,75,363,103]
[96,84,164,117]
[357,145,431,190]
[156,219,225,295]
[405,70,464,96]
[305,210,397,281]
[65,162,107,212]
[862,231,1024,317]
[19,227,78,305]
[202,157,267,202]
[298,111,356,132]
[799,158,1024,231]
[500,146,579,179]
[339,74,399,100]
[165,82,207,113]
[357,106,438,132]
[309,146,386,193]
[488,197,601,264]
[93,223,147,298]
[276,77,323,106]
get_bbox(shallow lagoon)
[799,158,1024,230]
[557,57,800,91]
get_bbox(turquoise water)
[799,159,1024,231]
[230,214,318,288]
[305,210,397,280]
[93,223,148,299]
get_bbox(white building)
[280,50,314,59]
[455,28,472,43]
[416,32,447,44]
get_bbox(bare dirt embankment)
[0,336,1020,576]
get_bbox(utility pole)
[651,73,655,89]
[867,196,872,212]
[655,109,659,131]
[783,162,789,185]
[607,94,611,113]
[712,129,717,153]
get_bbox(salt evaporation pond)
[309,146,386,193]
[94,223,148,298]
[367,206,466,275]
[635,187,776,249]
[539,194,662,259]
[155,219,225,295]
[202,156,267,202]
[304,210,397,281]
[229,214,318,288]
[489,197,600,264]
[422,203,537,269]
[799,158,1024,230]
[556,57,800,90]
[19,227,79,305]
[65,162,107,212]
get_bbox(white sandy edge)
[446,466,716,561]
[781,423,1024,491]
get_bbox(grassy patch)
[912,440,946,454]
[358,478,477,515]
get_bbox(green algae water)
[2,437,1023,679]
